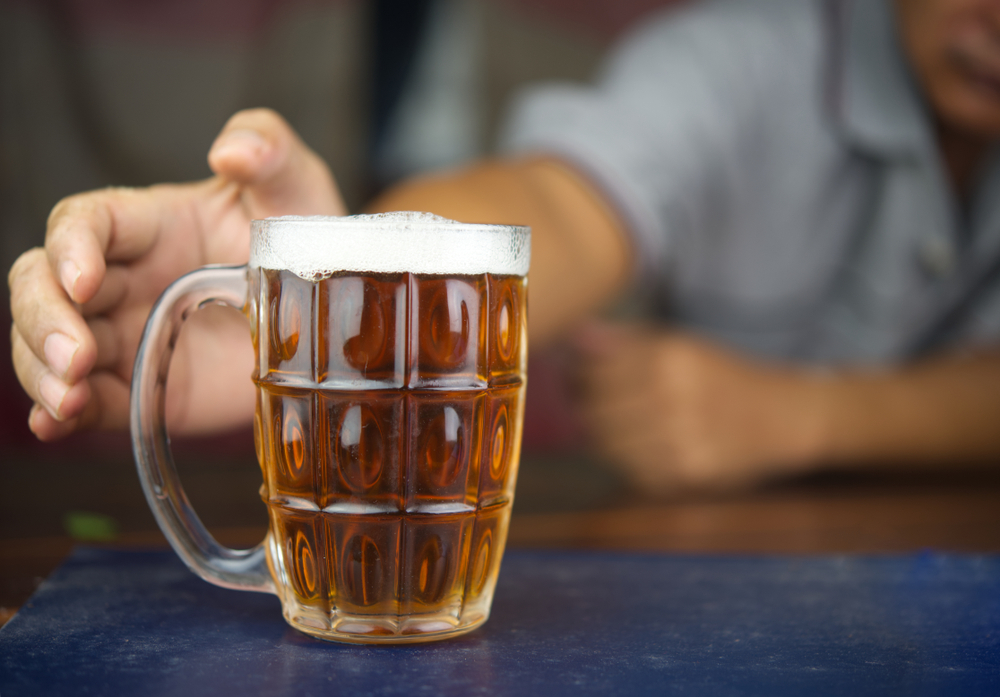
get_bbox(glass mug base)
[264,502,511,644]
[292,616,490,646]
[280,600,491,645]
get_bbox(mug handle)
[131,264,274,594]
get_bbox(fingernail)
[60,260,81,299]
[44,332,80,378]
[213,129,268,159]
[38,372,70,419]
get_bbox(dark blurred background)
[0,0,686,562]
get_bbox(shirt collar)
[832,0,934,158]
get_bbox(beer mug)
[131,213,529,643]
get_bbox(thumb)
[207,108,346,218]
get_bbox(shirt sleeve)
[498,0,795,285]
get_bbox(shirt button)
[917,236,956,279]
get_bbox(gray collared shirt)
[502,0,1000,365]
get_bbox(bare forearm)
[814,350,1000,468]
[366,157,632,345]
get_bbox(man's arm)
[574,324,1000,495]
[817,349,1000,468]
[372,159,1000,489]
[368,158,633,345]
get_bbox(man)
[9,0,1000,494]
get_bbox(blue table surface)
[1,547,998,696]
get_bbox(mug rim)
[251,214,530,235]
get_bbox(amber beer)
[248,215,528,642]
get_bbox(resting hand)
[9,108,344,441]
[573,322,828,495]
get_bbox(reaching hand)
[9,109,345,441]
[572,322,829,495]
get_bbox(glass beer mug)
[131,213,529,643]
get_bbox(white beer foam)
[250,212,531,280]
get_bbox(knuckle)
[228,106,287,134]
[46,189,116,240]
[46,195,73,226]
[246,106,283,125]
[46,192,92,230]
[8,247,44,290]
